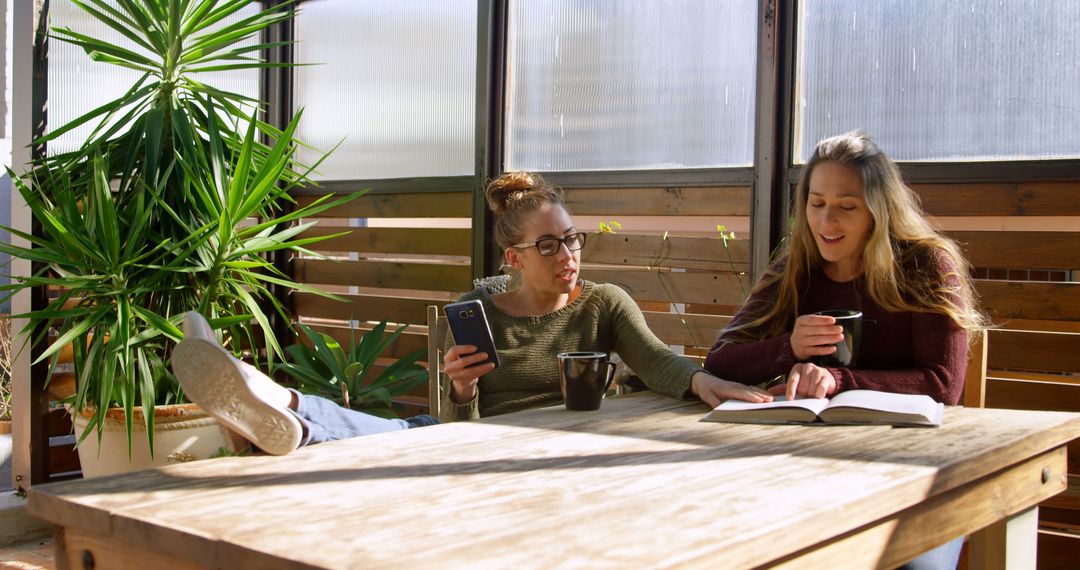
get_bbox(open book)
[701,389,944,427]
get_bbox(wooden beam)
[586,268,750,306]
[292,292,450,326]
[583,234,749,272]
[298,227,472,256]
[295,259,473,292]
[963,329,988,408]
[976,281,1080,322]
[987,330,1080,373]
[296,192,472,218]
[986,377,1080,413]
[641,311,732,349]
[948,231,1080,270]
[299,324,429,360]
[770,448,1064,569]
[912,182,1080,216]
[564,187,751,216]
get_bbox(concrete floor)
[0,535,54,569]
[0,434,55,569]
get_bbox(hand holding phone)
[444,300,500,369]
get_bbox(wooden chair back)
[426,305,449,419]
[961,328,988,408]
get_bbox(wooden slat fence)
[293,190,474,413]
[915,180,1080,553]
[570,185,752,363]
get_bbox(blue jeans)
[897,537,964,570]
[290,390,438,446]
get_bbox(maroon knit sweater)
[704,259,968,405]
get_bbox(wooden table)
[27,393,1080,569]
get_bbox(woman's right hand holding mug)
[443,344,497,403]
[790,314,844,361]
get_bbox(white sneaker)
[172,316,303,456]
[182,310,216,342]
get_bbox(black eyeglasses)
[511,232,587,256]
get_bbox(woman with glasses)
[440,171,772,421]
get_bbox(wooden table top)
[28,393,1080,569]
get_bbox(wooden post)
[963,328,988,408]
[968,506,1038,570]
[10,0,48,491]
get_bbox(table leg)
[968,506,1038,570]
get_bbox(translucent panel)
[797,0,1080,162]
[506,0,758,171]
[47,1,260,155]
[294,0,477,180]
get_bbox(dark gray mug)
[812,310,863,368]
[557,352,617,411]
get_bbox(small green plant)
[592,221,746,347]
[597,220,622,234]
[277,322,428,418]
[210,446,253,458]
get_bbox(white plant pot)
[72,404,230,478]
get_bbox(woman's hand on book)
[767,363,838,400]
[691,371,773,408]
[790,314,844,361]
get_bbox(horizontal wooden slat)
[293,292,450,325]
[296,259,472,292]
[302,324,429,361]
[990,370,1080,385]
[583,234,749,272]
[913,182,1080,216]
[994,320,1080,334]
[976,281,1080,322]
[1040,505,1080,531]
[641,311,731,349]
[586,268,750,306]
[985,377,1080,413]
[987,330,1080,373]
[296,192,472,218]
[1040,475,1080,512]
[564,187,751,216]
[949,231,1080,270]
[305,313,731,357]
[298,227,472,256]
[1037,529,1080,570]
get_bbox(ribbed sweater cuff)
[441,393,480,422]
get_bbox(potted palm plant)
[1,0,357,476]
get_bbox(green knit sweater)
[440,279,701,421]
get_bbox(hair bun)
[486,171,539,214]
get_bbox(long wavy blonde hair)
[723,132,986,344]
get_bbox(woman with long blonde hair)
[706,132,985,407]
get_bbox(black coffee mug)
[557,352,617,411]
[812,310,862,368]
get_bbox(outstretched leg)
[173,332,304,456]
[172,312,438,455]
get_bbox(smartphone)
[444,299,501,369]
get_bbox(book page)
[701,396,832,424]
[822,390,943,426]
[826,390,938,415]
[715,396,831,415]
